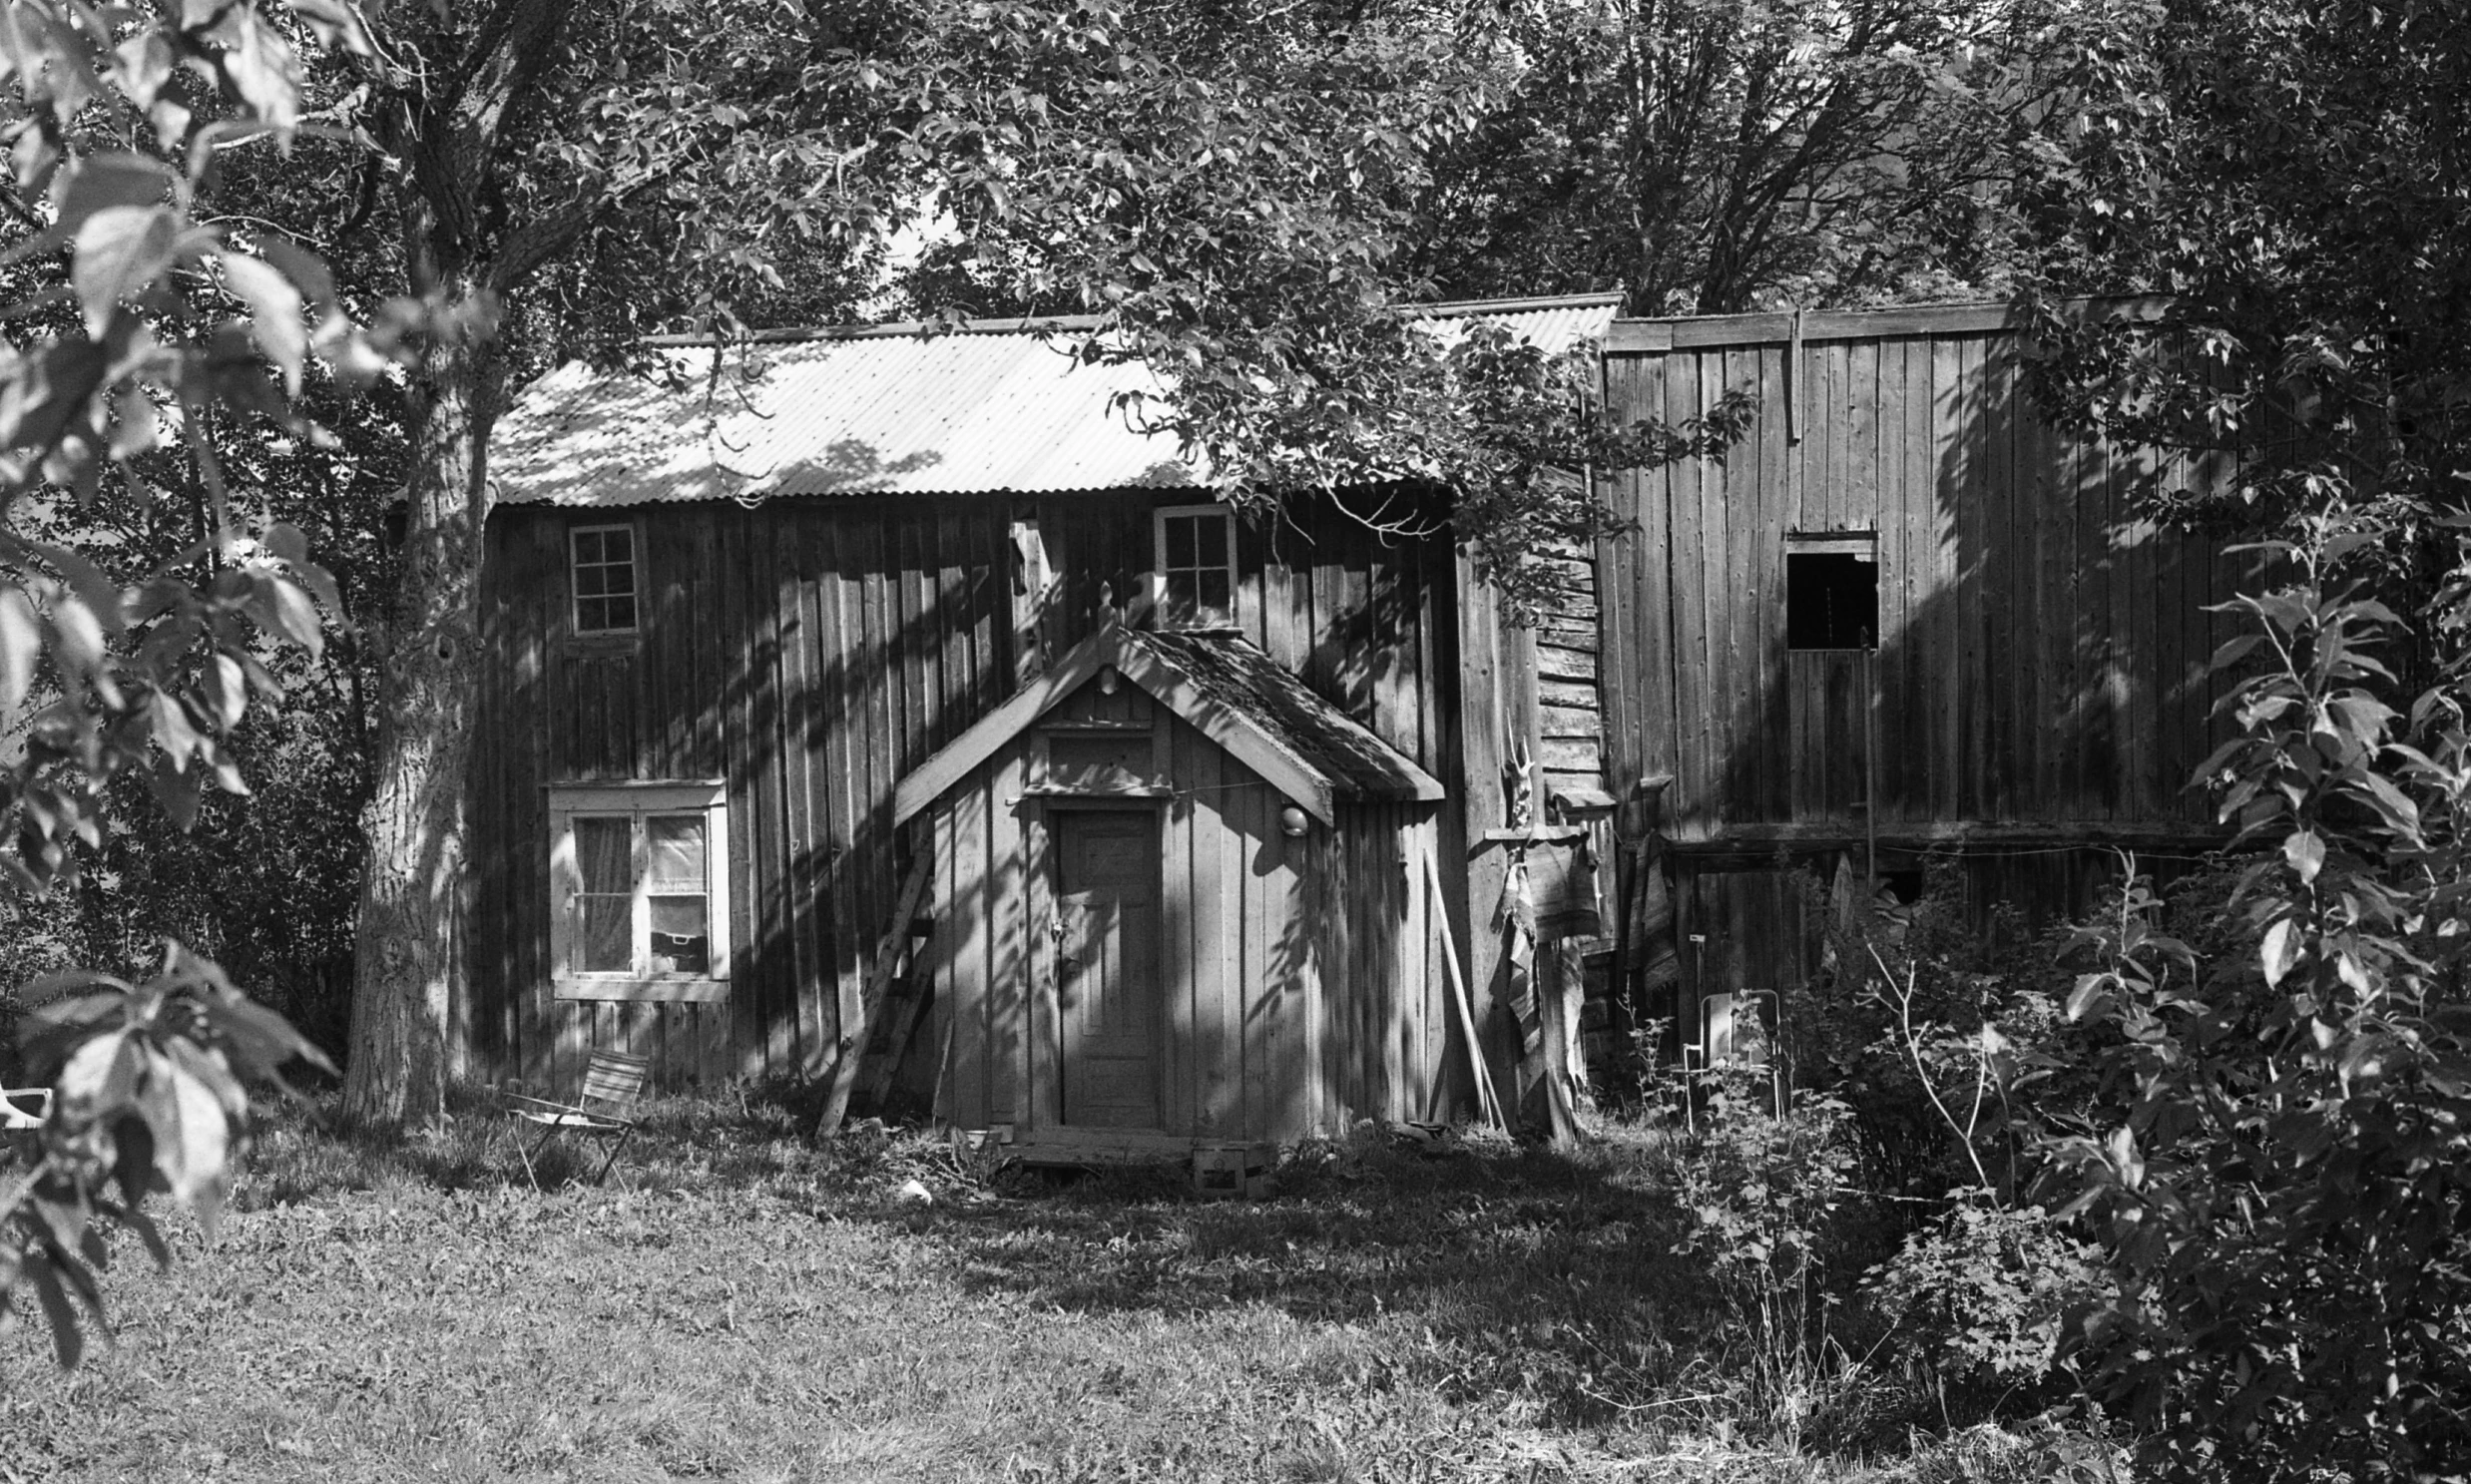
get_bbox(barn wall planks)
[470,491,1464,1093]
[1599,319,2241,846]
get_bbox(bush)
[1668,1077,1859,1442]
[2037,539,2471,1481]
[1866,1200,2104,1390]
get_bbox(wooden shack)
[467,293,1621,1135]
[889,624,1447,1158]
[468,290,2239,1134]
[1591,300,2245,1046]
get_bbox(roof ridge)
[633,291,1625,349]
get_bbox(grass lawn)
[0,1094,2089,1483]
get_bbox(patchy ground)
[0,1096,2091,1483]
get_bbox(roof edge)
[893,627,1442,827]
[633,291,1629,350]
[1607,293,2170,351]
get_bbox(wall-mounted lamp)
[1278,805,1309,838]
[1098,664,1120,696]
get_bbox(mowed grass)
[0,1093,2081,1483]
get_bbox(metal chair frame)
[504,1049,650,1190]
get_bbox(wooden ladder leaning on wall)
[813,856,933,1140]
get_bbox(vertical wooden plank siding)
[946,767,990,1128]
[1190,725,1232,1136]
[1597,312,2238,857]
[986,746,1028,1124]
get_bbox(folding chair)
[1683,990,1780,1126]
[504,1049,650,1190]
[1,1086,50,1131]
[2,1085,51,1166]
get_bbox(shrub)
[1865,1200,2104,1389]
[1668,1079,1858,1440]
[2041,535,2471,1481]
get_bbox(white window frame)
[548,781,731,1002]
[569,522,642,637]
[1150,502,1238,630]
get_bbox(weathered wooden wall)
[469,491,1465,1096]
[1598,310,2246,844]
[1597,305,2244,1034]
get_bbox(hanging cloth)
[1498,854,1543,1056]
[1524,836,1602,940]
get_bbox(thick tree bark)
[339,287,501,1129]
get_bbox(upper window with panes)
[571,523,639,635]
[1153,503,1236,629]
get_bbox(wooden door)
[1053,808,1162,1129]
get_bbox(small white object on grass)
[894,1179,934,1207]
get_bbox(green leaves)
[216,252,308,394]
[7,938,336,1364]
[2048,543,2471,1480]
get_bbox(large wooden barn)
[469,293,2242,1150]
[1594,301,2242,1040]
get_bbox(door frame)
[1025,796,1168,1134]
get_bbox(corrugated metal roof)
[494,293,1622,508]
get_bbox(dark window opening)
[1785,552,1876,650]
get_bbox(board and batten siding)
[468,492,1465,1095]
[924,708,1444,1144]
[1597,307,2247,845]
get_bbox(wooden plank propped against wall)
[814,854,933,1139]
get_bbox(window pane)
[650,895,709,974]
[574,529,603,564]
[575,817,632,893]
[1198,567,1231,617]
[576,564,607,598]
[580,896,632,971]
[602,527,634,563]
[604,595,637,631]
[647,814,706,890]
[1163,569,1196,618]
[1166,515,1196,568]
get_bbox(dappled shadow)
[759,437,945,495]
[1621,327,2258,1013]
[472,479,1464,1115]
[855,1138,1735,1427]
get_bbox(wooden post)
[813,856,932,1140]
[1010,517,1052,684]
[1425,849,1505,1132]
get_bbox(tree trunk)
[339,291,501,1129]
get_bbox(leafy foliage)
[0,0,442,1363]
[2015,0,2471,577]
[1414,0,2084,314]
[4,941,332,1366]
[1670,1078,1858,1440]
[2041,537,2471,1480]
[1865,1201,2102,1388]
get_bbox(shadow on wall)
[477,472,1464,1112]
[1656,331,2261,1009]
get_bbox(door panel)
[1054,809,1161,1129]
